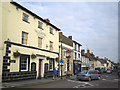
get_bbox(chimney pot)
[96,56,99,59]
[68,36,72,40]
[45,18,50,23]
[87,49,90,54]
[59,32,63,35]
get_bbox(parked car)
[118,66,120,77]
[95,68,104,74]
[76,70,101,81]
[106,69,112,74]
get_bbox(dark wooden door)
[39,59,42,77]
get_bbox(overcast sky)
[15,0,118,63]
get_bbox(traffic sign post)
[60,59,64,64]
[66,50,71,71]
[60,59,63,79]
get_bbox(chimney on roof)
[45,18,50,23]
[87,49,90,54]
[96,56,99,59]
[91,52,93,54]
[68,36,72,40]
[101,59,103,60]
[59,32,63,35]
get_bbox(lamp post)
[60,39,63,79]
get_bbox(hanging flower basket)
[46,56,50,60]
[13,50,21,58]
[31,53,36,59]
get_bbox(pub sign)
[66,50,71,58]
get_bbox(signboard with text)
[66,50,71,58]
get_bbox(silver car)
[76,70,101,81]
[106,69,112,74]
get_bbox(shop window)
[31,62,36,71]
[20,55,29,71]
[49,60,53,70]
[44,63,48,72]
[22,31,28,45]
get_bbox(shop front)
[73,60,81,75]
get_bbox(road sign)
[60,59,64,63]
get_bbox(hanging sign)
[66,50,71,58]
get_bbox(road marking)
[95,84,99,86]
[102,79,106,80]
[106,76,108,77]
[73,83,93,88]
[114,79,118,80]
[69,80,93,88]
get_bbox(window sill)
[20,70,28,72]
[23,19,30,24]
[50,32,54,35]
[38,27,44,30]
[22,43,28,46]
[49,69,53,71]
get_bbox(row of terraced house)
[0,1,114,82]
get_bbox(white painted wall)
[0,2,3,83]
[73,42,81,60]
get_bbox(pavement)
[1,75,76,88]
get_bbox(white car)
[106,69,112,74]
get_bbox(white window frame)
[38,37,42,48]
[64,63,67,71]
[63,50,66,58]
[38,21,43,29]
[49,60,53,71]
[21,57,28,71]
[23,13,29,22]
[22,31,28,45]
[50,27,53,34]
[50,41,53,51]
[69,64,71,71]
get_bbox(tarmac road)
[18,71,119,88]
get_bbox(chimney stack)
[87,49,90,54]
[59,32,63,35]
[68,36,72,40]
[45,18,50,23]
[96,56,99,59]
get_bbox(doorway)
[39,59,42,77]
